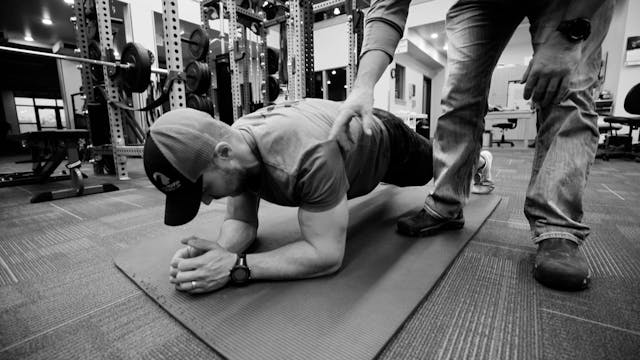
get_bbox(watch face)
[560,19,591,41]
[231,266,250,283]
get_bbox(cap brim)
[164,176,203,226]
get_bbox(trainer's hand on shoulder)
[522,31,582,107]
[329,86,374,151]
[169,236,236,294]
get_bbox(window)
[15,97,66,133]
[314,67,347,101]
[394,64,405,100]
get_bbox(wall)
[497,43,532,67]
[614,0,640,117]
[600,0,629,97]
[314,18,349,71]
[1,91,18,136]
[405,0,455,29]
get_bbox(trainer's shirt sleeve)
[297,141,349,212]
[360,0,412,61]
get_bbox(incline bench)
[0,130,118,203]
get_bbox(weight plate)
[185,61,211,95]
[188,28,210,61]
[266,48,278,75]
[120,42,152,93]
[267,76,280,102]
[187,94,214,115]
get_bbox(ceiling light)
[42,18,53,25]
[24,35,34,41]
[430,33,438,39]
[64,0,74,4]
[333,7,340,15]
[331,70,336,75]
[327,80,332,85]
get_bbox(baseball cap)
[143,108,217,226]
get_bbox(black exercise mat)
[115,186,500,360]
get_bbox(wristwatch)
[556,18,591,42]
[229,253,251,285]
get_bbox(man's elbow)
[317,251,344,275]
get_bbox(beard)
[220,166,250,196]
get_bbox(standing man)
[329,0,614,291]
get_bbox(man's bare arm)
[248,195,349,279]
[216,192,260,253]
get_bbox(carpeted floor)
[0,148,639,360]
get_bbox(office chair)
[599,83,640,161]
[492,118,517,147]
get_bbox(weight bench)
[0,130,118,203]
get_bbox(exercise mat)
[115,186,500,360]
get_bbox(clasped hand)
[169,236,236,294]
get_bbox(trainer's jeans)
[424,0,613,244]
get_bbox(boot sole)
[397,219,465,237]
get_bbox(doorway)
[422,76,431,117]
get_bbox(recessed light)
[42,18,53,25]
[430,33,438,39]
[327,80,332,85]
[331,70,336,75]
[24,35,34,41]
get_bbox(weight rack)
[72,0,187,177]
[74,0,130,179]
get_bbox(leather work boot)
[534,238,591,291]
[397,209,464,237]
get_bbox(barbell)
[0,43,168,93]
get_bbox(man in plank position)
[143,99,494,294]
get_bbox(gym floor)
[0,148,639,359]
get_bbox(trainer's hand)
[328,86,374,151]
[169,236,236,294]
[522,30,582,107]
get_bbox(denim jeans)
[424,0,614,245]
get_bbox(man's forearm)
[563,0,608,19]
[246,238,343,280]
[216,219,257,253]
[353,50,392,90]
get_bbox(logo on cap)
[153,172,182,193]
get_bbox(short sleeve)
[296,141,349,212]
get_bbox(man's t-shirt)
[232,98,391,212]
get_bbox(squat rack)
[71,0,185,178]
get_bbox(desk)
[485,110,537,148]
